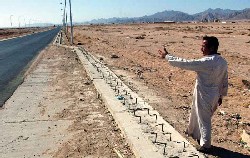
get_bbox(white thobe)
[165,54,228,148]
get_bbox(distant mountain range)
[85,8,250,24]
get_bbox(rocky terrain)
[86,8,250,24]
[72,21,250,157]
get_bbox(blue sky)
[0,0,249,28]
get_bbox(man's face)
[201,40,209,56]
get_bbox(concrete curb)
[72,47,205,158]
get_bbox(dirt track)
[73,22,250,156]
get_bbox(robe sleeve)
[165,54,210,72]
[220,67,228,97]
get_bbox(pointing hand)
[158,47,168,58]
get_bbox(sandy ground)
[0,27,53,40]
[0,44,134,157]
[72,22,250,157]
[1,22,250,157]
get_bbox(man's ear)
[209,46,215,52]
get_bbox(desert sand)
[72,22,250,156]
[1,22,250,157]
[0,27,53,40]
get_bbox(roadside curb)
[73,47,205,158]
[53,30,204,157]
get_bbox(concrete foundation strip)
[53,33,204,157]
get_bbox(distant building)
[163,21,175,23]
[154,21,176,24]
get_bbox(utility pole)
[18,16,21,28]
[61,8,64,25]
[63,0,67,32]
[66,12,68,34]
[24,18,26,27]
[10,15,13,27]
[69,0,73,45]
[61,1,66,30]
[29,19,32,27]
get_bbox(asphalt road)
[0,27,60,106]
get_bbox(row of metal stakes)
[81,49,199,157]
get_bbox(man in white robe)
[159,36,228,152]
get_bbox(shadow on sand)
[205,146,249,158]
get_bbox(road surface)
[0,27,60,106]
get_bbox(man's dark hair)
[203,36,219,52]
